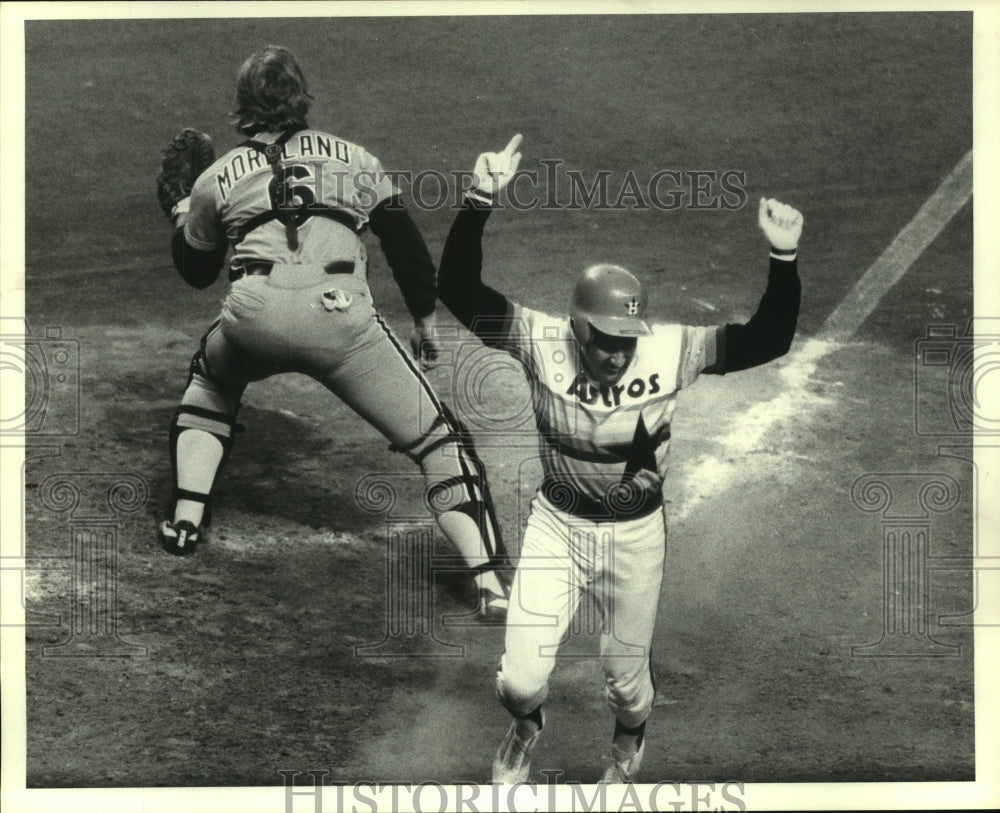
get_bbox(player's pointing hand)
[470,134,524,203]
[499,133,523,162]
[758,197,804,252]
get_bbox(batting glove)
[758,197,804,256]
[468,134,523,205]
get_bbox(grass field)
[3,5,996,812]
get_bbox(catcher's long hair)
[232,45,314,136]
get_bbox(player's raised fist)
[469,134,524,203]
[758,197,804,252]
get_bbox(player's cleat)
[478,587,509,622]
[158,519,200,556]
[598,738,645,784]
[492,711,544,784]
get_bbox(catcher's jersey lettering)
[499,303,716,502]
[187,128,395,265]
[269,162,318,212]
[214,150,263,195]
[214,135,351,200]
[298,134,349,161]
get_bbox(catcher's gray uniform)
[177,127,443,467]
[156,46,508,619]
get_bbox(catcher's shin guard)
[167,408,236,528]
[443,403,509,573]
[166,341,244,528]
[392,407,509,575]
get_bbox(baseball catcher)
[437,134,803,782]
[153,46,509,622]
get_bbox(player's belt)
[229,260,355,281]
[540,477,663,522]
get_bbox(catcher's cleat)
[598,738,646,784]
[158,519,200,556]
[491,711,544,784]
[478,587,509,623]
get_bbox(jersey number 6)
[268,163,316,226]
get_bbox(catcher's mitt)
[156,128,216,217]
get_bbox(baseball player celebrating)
[437,135,803,782]
[154,45,509,620]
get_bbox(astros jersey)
[497,302,719,516]
[184,128,398,272]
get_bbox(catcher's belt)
[228,259,357,282]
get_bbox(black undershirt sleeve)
[171,227,227,289]
[708,256,801,374]
[437,198,800,369]
[437,199,515,346]
[367,197,437,320]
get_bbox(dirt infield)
[5,7,993,808]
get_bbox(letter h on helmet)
[569,264,652,345]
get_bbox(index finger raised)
[501,133,523,156]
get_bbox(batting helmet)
[569,264,652,345]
